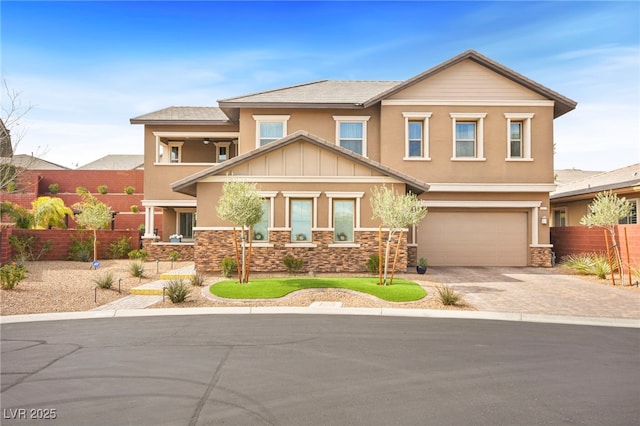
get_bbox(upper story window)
[333,116,370,156]
[619,199,638,224]
[403,112,432,160]
[504,113,534,161]
[253,115,290,148]
[450,113,486,161]
[168,142,184,163]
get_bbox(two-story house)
[130,50,576,272]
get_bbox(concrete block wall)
[551,225,640,267]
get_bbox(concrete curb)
[1,307,638,328]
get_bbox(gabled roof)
[364,50,577,118]
[551,163,640,199]
[0,154,68,170]
[218,80,401,109]
[171,130,430,197]
[130,106,232,125]
[77,154,144,170]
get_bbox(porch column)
[144,206,157,239]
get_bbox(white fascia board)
[200,176,403,184]
[153,131,239,138]
[142,199,197,207]
[382,99,554,107]
[427,183,556,192]
[422,200,542,208]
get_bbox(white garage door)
[417,211,528,266]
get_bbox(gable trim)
[200,176,406,184]
[382,100,555,107]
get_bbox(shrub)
[190,272,205,287]
[3,202,34,229]
[68,235,95,262]
[561,252,614,278]
[128,260,145,278]
[436,284,461,306]
[75,186,88,195]
[108,236,132,259]
[128,249,148,261]
[283,255,304,274]
[0,263,27,290]
[220,256,237,278]
[97,185,108,195]
[93,271,114,289]
[9,234,52,263]
[165,279,190,303]
[366,254,380,275]
[124,186,135,195]
[169,250,180,268]
[48,183,60,194]
[130,205,139,213]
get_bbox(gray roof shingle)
[130,107,231,124]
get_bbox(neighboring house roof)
[366,50,577,118]
[551,163,640,199]
[218,80,401,109]
[554,168,604,185]
[77,154,144,170]
[171,130,431,197]
[130,106,232,125]
[0,154,68,170]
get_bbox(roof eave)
[130,119,232,125]
[217,101,366,109]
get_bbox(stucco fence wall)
[550,225,640,267]
[194,230,407,274]
[0,227,140,264]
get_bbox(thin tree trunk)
[232,227,241,284]
[378,225,383,285]
[93,229,98,262]
[241,226,247,283]
[389,230,403,286]
[383,230,393,286]
[246,225,253,283]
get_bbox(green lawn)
[209,277,426,302]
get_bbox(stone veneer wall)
[195,230,407,274]
[146,243,195,261]
[530,246,553,267]
[407,245,418,267]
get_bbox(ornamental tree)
[74,192,112,262]
[370,185,428,285]
[216,180,264,283]
[31,196,72,229]
[580,190,633,279]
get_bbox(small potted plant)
[169,234,182,243]
[416,258,428,274]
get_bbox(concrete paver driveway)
[428,266,640,320]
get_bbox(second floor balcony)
[153,132,239,166]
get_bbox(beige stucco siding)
[380,104,555,184]
[238,107,382,161]
[195,180,397,229]
[388,60,548,101]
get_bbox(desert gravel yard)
[0,260,473,316]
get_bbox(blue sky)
[2,1,638,171]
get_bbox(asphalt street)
[2,314,639,425]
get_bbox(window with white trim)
[619,199,638,224]
[403,112,431,159]
[450,113,486,160]
[168,141,184,163]
[291,199,312,242]
[253,200,270,242]
[333,116,370,156]
[253,115,290,148]
[504,113,534,160]
[333,200,355,242]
